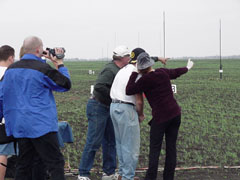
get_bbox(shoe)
[77,175,91,180]
[102,172,119,180]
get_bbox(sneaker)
[77,175,91,180]
[102,172,119,180]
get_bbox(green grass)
[55,59,240,170]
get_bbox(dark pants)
[145,115,181,180]
[31,155,47,180]
[15,132,65,180]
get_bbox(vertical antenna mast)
[163,11,166,58]
[102,48,104,60]
[107,43,109,61]
[219,19,223,79]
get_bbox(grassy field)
[54,59,240,176]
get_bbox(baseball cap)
[113,45,130,57]
[137,52,155,70]
[129,47,145,64]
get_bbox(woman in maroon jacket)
[126,52,194,180]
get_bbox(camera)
[43,47,66,59]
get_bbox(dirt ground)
[5,168,240,180]
[63,168,240,180]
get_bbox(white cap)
[113,45,130,57]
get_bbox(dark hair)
[0,45,15,61]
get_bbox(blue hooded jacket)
[2,54,71,138]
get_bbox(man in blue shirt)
[2,36,71,180]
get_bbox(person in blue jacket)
[2,36,71,180]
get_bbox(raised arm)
[43,47,71,92]
[162,67,188,79]
[151,56,169,65]
[126,72,142,95]
[43,65,71,92]
[162,59,194,79]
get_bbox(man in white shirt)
[110,48,168,180]
[0,45,15,180]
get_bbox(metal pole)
[219,19,223,79]
[163,11,165,58]
[107,43,109,61]
[163,11,166,68]
[102,48,104,60]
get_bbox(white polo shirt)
[110,64,141,105]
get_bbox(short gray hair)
[22,36,43,54]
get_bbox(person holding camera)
[2,36,71,180]
[126,52,194,180]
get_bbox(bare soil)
[63,168,240,180]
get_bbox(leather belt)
[112,99,135,106]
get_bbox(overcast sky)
[0,0,239,59]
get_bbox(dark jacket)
[126,67,188,123]
[93,61,120,106]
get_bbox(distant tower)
[219,19,223,79]
[163,11,166,58]
[107,43,109,61]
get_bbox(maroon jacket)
[126,67,188,124]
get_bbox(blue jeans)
[110,103,140,180]
[79,99,117,176]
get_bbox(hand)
[186,58,194,70]
[158,57,169,65]
[43,48,64,69]
[138,114,145,123]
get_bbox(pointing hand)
[186,58,194,70]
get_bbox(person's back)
[139,68,173,99]
[3,36,71,180]
[3,59,70,138]
[110,64,138,104]
[93,61,120,106]
[138,68,182,123]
